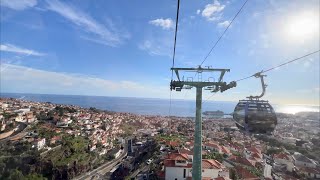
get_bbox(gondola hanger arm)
[247,71,267,100]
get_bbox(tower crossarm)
[170,81,225,90]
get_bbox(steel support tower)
[170,66,236,180]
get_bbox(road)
[74,143,127,180]
[0,123,28,143]
[264,163,272,179]
[130,163,150,179]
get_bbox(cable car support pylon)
[170,66,236,180]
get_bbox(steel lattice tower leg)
[192,86,202,180]
[170,66,236,180]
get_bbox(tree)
[230,168,238,180]
[8,169,24,180]
[24,173,47,180]
[106,154,115,161]
[266,148,282,155]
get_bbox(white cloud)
[217,20,230,28]
[45,0,127,47]
[0,44,45,56]
[196,9,201,15]
[138,39,172,57]
[149,18,174,30]
[0,0,37,10]
[201,0,225,21]
[0,63,168,98]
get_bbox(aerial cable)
[169,0,181,117]
[199,0,249,66]
[262,50,320,73]
[235,50,320,82]
[171,0,180,76]
[204,50,320,103]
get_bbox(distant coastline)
[1,92,319,116]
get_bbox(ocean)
[0,93,319,117]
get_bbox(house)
[273,153,294,172]
[244,146,262,159]
[220,146,231,156]
[203,142,221,153]
[56,116,72,127]
[50,136,61,145]
[0,120,6,131]
[98,148,107,156]
[34,138,46,150]
[25,112,35,123]
[298,167,320,179]
[234,166,259,180]
[14,114,25,122]
[229,156,255,167]
[166,140,180,148]
[164,153,228,180]
[292,152,317,168]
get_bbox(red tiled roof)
[204,142,220,149]
[166,140,180,147]
[214,177,226,180]
[187,178,214,180]
[299,167,320,174]
[221,146,231,154]
[230,156,255,167]
[202,159,222,169]
[167,153,189,161]
[179,148,193,155]
[51,136,61,140]
[164,159,192,168]
[235,166,259,179]
[156,171,165,178]
[246,147,261,154]
[164,156,222,170]
[202,177,212,180]
[274,153,290,160]
[251,152,262,159]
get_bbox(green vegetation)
[0,133,101,179]
[24,173,47,180]
[202,152,224,162]
[2,112,18,120]
[156,134,182,142]
[43,135,92,166]
[8,169,24,180]
[38,127,58,140]
[120,124,135,137]
[231,150,241,156]
[55,106,77,116]
[229,168,239,180]
[266,147,283,155]
[246,166,263,177]
[255,134,319,161]
[6,169,47,180]
[89,107,101,113]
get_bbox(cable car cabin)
[233,99,277,134]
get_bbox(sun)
[284,12,319,41]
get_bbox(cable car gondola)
[233,73,277,134]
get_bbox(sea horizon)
[0,92,319,116]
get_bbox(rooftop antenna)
[170,66,236,179]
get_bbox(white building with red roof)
[203,142,221,153]
[33,138,46,150]
[164,153,229,180]
[273,153,294,172]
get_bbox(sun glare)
[278,105,319,114]
[285,12,319,40]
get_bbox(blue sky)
[0,0,319,105]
